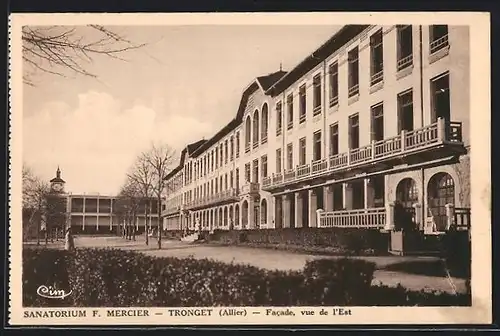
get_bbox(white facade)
[163,24,470,233]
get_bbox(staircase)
[181,232,199,243]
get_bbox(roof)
[265,25,370,97]
[164,139,208,180]
[49,177,65,183]
[190,70,286,158]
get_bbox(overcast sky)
[23,24,341,195]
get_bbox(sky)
[23,24,341,195]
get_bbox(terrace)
[184,188,239,211]
[262,118,464,191]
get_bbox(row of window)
[184,132,242,185]
[186,168,242,202]
[274,25,449,136]
[274,72,450,172]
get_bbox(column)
[96,196,99,231]
[82,197,86,231]
[283,195,291,228]
[364,178,375,209]
[309,189,318,228]
[247,200,255,229]
[343,183,353,210]
[324,186,334,212]
[295,193,303,228]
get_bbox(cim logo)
[36,285,72,299]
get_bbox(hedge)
[205,228,389,255]
[23,248,470,307]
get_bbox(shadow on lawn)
[381,259,470,279]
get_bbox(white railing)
[240,182,260,195]
[313,105,322,116]
[430,34,449,54]
[397,54,413,71]
[263,118,463,190]
[348,84,359,97]
[318,208,386,228]
[184,188,239,210]
[329,95,339,107]
[299,113,306,124]
[370,70,383,86]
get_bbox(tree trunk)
[36,212,41,246]
[132,211,136,241]
[157,196,162,249]
[145,201,149,245]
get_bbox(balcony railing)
[240,182,260,195]
[162,205,181,216]
[299,113,306,124]
[262,118,463,190]
[245,143,250,153]
[348,84,359,98]
[370,70,384,86]
[318,208,386,229]
[397,54,413,71]
[430,34,449,54]
[253,141,259,149]
[313,105,322,116]
[261,134,268,144]
[287,121,293,130]
[184,188,239,210]
[329,95,339,108]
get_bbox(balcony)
[240,182,260,196]
[162,205,181,216]
[313,105,322,116]
[276,127,282,136]
[299,113,306,124]
[261,134,268,144]
[430,34,449,55]
[253,141,259,150]
[370,70,383,87]
[245,143,250,154]
[318,208,386,229]
[348,84,359,98]
[329,95,339,108]
[184,188,239,210]
[262,118,464,191]
[287,121,293,131]
[397,54,413,71]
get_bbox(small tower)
[49,166,66,193]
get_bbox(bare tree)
[140,143,177,249]
[115,178,141,241]
[22,164,49,244]
[22,25,146,86]
[126,155,155,245]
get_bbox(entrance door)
[428,173,455,231]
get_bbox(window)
[261,103,268,144]
[224,140,228,164]
[230,171,234,188]
[370,29,384,86]
[215,179,218,193]
[225,174,228,190]
[230,137,234,161]
[276,148,282,173]
[349,114,360,149]
[299,137,306,165]
[235,132,240,158]
[348,47,359,97]
[253,110,260,148]
[429,25,449,54]
[431,73,450,122]
[371,103,384,141]
[313,131,322,160]
[329,62,339,107]
[261,155,268,178]
[215,150,218,169]
[313,74,322,115]
[287,94,294,130]
[220,176,223,191]
[220,145,224,166]
[245,163,251,183]
[276,101,283,136]
[329,123,339,156]
[252,159,259,183]
[245,116,251,153]
[286,143,293,170]
[210,151,214,172]
[235,168,239,189]
[397,25,413,71]
[299,85,306,123]
[397,89,414,132]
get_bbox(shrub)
[22,248,469,307]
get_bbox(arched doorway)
[241,201,248,229]
[261,199,267,226]
[396,178,419,225]
[428,172,455,230]
[275,196,283,228]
